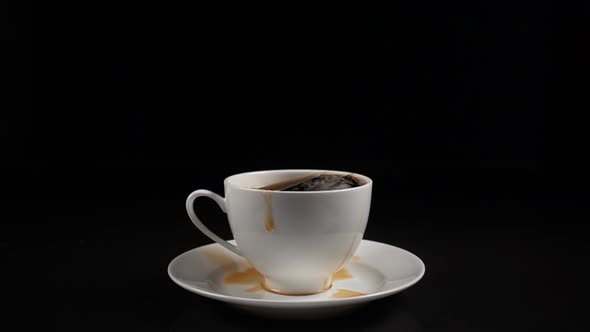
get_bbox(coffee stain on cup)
[331,289,365,298]
[262,192,275,232]
[352,255,361,262]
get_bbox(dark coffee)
[258,174,364,191]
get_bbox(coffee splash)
[281,174,363,191]
[331,289,365,298]
[256,174,320,191]
[256,173,364,191]
[262,192,275,232]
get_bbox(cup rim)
[223,169,372,194]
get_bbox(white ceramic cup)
[186,169,372,295]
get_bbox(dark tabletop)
[4,192,587,331]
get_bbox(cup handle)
[186,189,242,256]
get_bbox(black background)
[2,2,589,331]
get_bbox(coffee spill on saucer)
[203,247,238,272]
[244,285,263,293]
[334,236,359,272]
[323,267,354,289]
[202,247,268,294]
[224,267,264,285]
[225,267,354,295]
[262,192,275,232]
[331,289,365,298]
[332,267,352,281]
[352,255,361,262]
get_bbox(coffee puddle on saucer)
[203,247,238,271]
[224,267,264,285]
[331,289,365,298]
[333,267,352,281]
[323,266,353,289]
[222,266,365,298]
[211,239,362,297]
[224,265,356,296]
[244,285,263,293]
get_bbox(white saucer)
[168,240,425,318]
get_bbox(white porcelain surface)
[168,240,425,318]
[186,169,372,294]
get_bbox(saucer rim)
[168,239,425,307]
